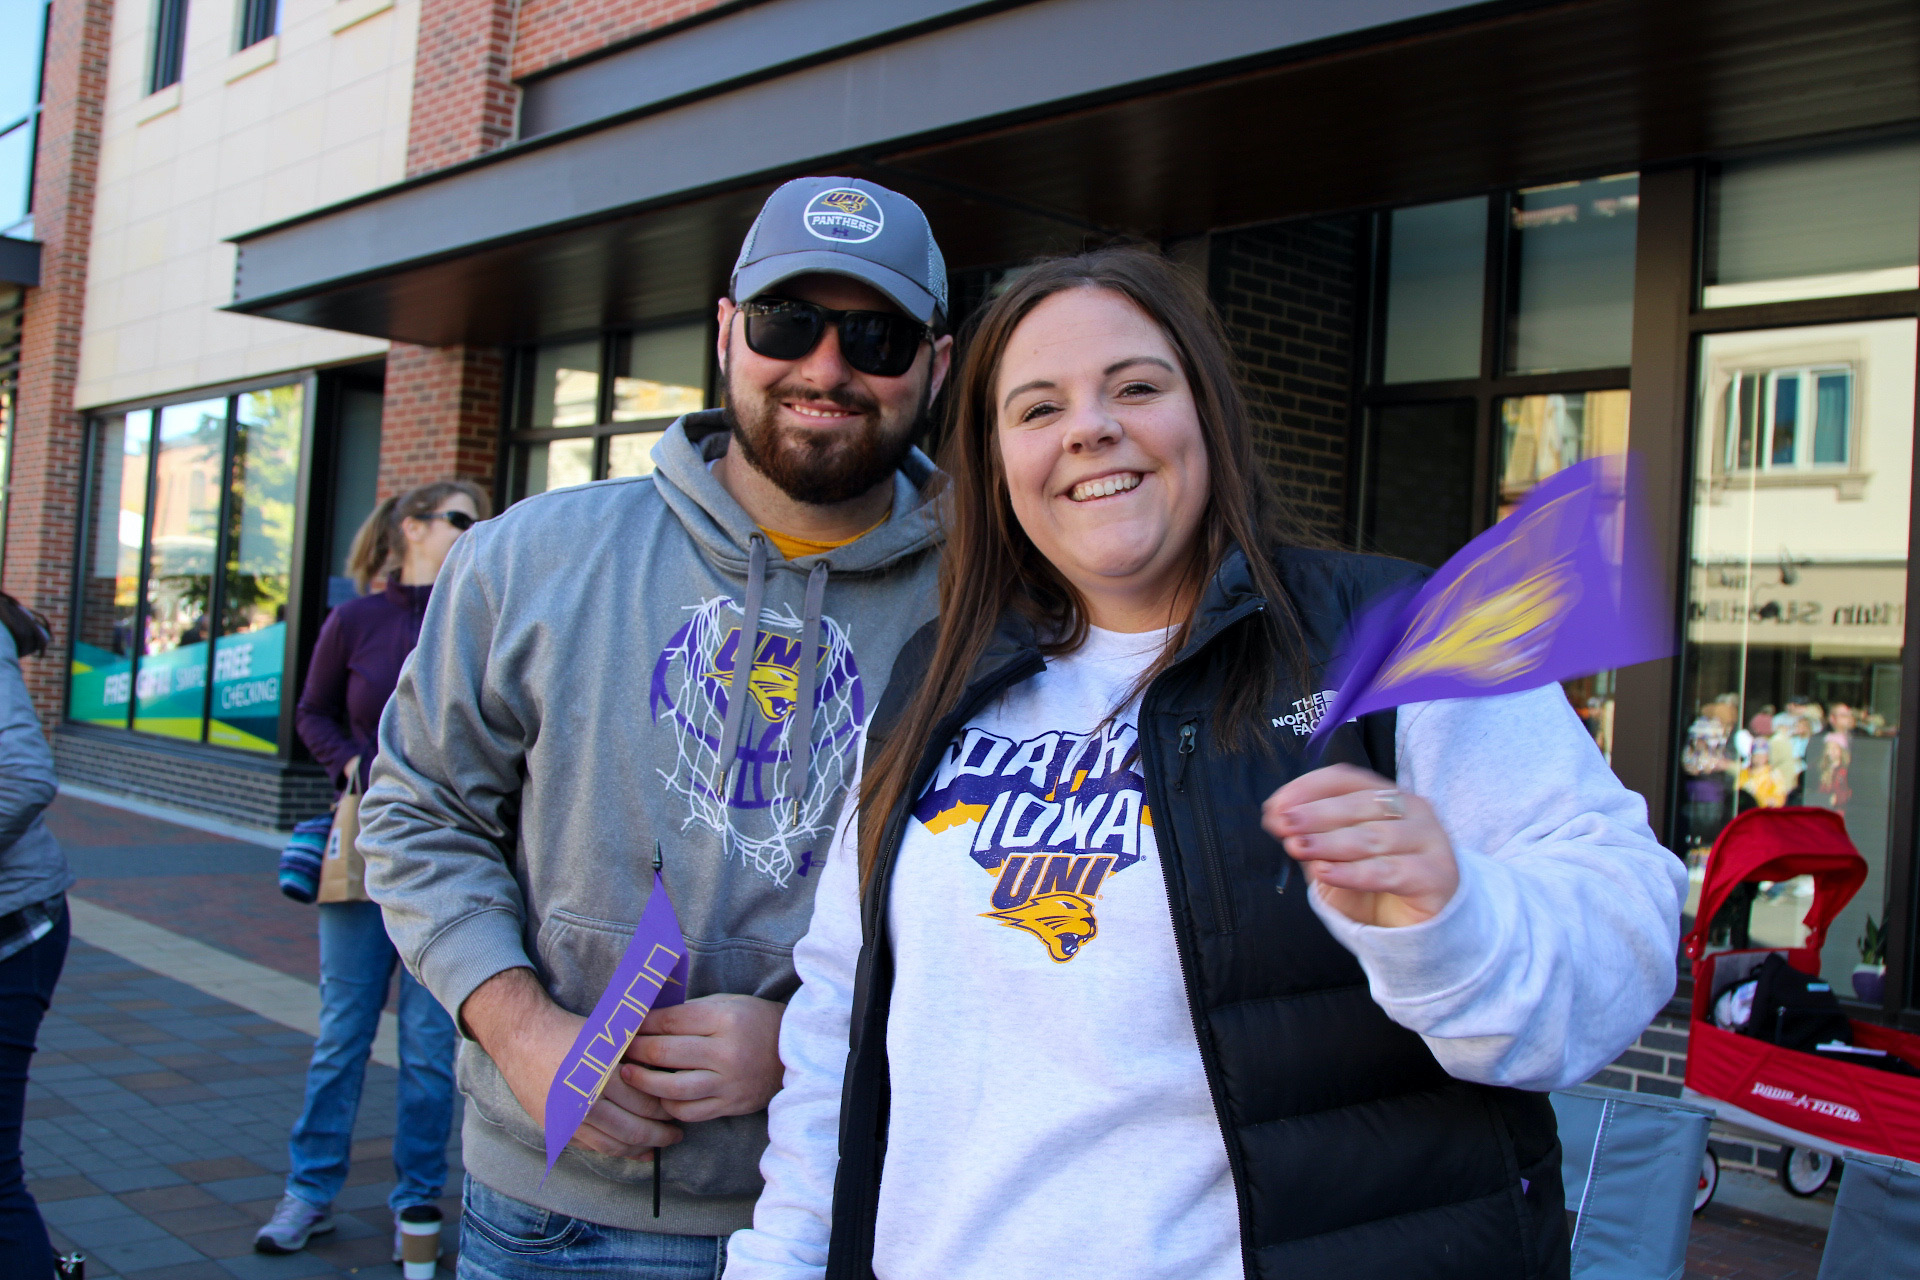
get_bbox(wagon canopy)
[1682,807,1868,964]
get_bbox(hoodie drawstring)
[789,561,829,804]
[715,535,768,800]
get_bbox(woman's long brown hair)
[857,246,1323,886]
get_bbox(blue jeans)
[0,904,67,1280]
[285,901,456,1212]
[457,1176,727,1279]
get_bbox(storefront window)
[1704,139,1920,309]
[137,400,226,740]
[1679,319,1915,985]
[512,322,709,501]
[69,413,151,727]
[1506,174,1638,375]
[69,385,308,754]
[1497,390,1631,757]
[210,387,300,752]
[530,340,601,429]
[1380,197,1487,384]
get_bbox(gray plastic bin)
[1552,1085,1713,1280]
[1817,1153,1920,1279]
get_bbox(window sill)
[330,0,394,34]
[226,35,279,85]
[135,83,181,125]
[1706,470,1870,502]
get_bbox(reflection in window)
[612,326,707,422]
[1506,174,1638,375]
[211,386,301,753]
[530,341,601,429]
[1705,139,1920,308]
[70,385,308,753]
[517,438,596,497]
[70,414,152,728]
[1498,390,1631,757]
[137,400,226,741]
[1381,197,1486,384]
[607,431,665,479]
[513,324,712,502]
[1498,390,1630,518]
[1721,367,1852,474]
[1681,318,1916,985]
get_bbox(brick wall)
[406,0,521,177]
[1208,218,1361,542]
[7,0,115,728]
[1589,996,1785,1175]
[512,0,730,80]
[378,343,504,498]
[55,729,335,832]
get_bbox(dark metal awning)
[0,236,39,289]
[226,0,1920,348]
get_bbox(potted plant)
[1853,916,1886,1003]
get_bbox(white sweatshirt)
[725,627,1686,1280]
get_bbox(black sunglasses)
[739,298,933,378]
[422,510,476,531]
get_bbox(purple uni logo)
[912,723,1150,962]
[803,187,884,244]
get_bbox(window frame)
[66,371,322,760]
[1630,150,1920,1027]
[503,316,718,506]
[149,0,188,94]
[1356,181,1634,555]
[236,0,277,52]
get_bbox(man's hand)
[461,968,682,1160]
[620,994,786,1122]
[1260,763,1459,929]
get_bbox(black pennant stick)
[652,841,664,1217]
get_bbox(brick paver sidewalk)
[20,794,1839,1279]
[27,938,463,1278]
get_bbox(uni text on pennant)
[542,869,688,1178]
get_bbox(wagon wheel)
[1694,1149,1719,1213]
[1779,1146,1837,1197]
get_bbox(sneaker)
[254,1192,335,1254]
[394,1203,444,1275]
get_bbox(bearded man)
[357,178,951,1280]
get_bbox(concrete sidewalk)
[24,794,463,1278]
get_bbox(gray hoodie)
[359,412,942,1235]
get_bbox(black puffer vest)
[827,546,1570,1280]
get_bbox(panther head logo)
[983,893,1099,962]
[818,190,870,215]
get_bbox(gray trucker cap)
[731,177,948,326]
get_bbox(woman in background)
[255,481,489,1265]
[0,594,70,1280]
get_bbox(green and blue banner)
[69,622,285,753]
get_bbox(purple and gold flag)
[1308,455,1669,753]
[542,870,688,1178]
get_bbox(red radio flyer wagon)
[1682,806,1920,1209]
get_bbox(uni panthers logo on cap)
[803,187,885,244]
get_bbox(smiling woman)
[725,247,1685,1280]
[994,288,1213,634]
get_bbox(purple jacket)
[296,577,432,791]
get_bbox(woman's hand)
[1260,763,1459,928]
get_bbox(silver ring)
[1373,789,1407,820]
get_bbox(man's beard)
[726,372,929,506]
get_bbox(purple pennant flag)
[542,871,688,1178]
[1308,455,1670,753]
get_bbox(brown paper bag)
[318,757,368,904]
